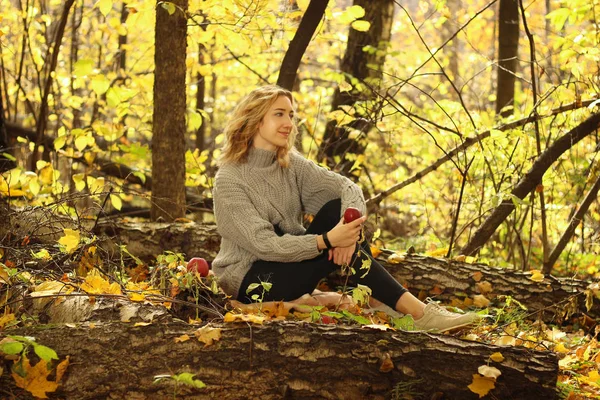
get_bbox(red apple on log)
[343,207,362,224]
[186,257,209,277]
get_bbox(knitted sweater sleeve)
[213,169,322,262]
[290,152,367,217]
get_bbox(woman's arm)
[290,151,367,217]
[214,171,324,261]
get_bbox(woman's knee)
[308,198,341,233]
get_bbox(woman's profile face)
[253,95,294,151]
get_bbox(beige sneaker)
[413,301,481,333]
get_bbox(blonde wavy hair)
[217,85,299,168]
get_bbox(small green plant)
[153,372,206,399]
[245,280,272,312]
[350,284,372,307]
[0,335,59,364]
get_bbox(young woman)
[212,85,480,332]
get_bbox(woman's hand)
[327,215,366,248]
[328,244,356,266]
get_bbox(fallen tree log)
[0,321,558,399]
[93,221,598,322]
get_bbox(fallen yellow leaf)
[530,272,545,282]
[58,229,80,254]
[55,356,70,383]
[472,294,490,308]
[223,312,266,325]
[134,322,151,327]
[387,253,404,264]
[478,365,501,379]
[554,343,569,353]
[0,313,15,329]
[468,374,496,397]
[194,325,222,346]
[490,352,504,362]
[175,334,190,343]
[12,356,59,399]
[476,281,493,294]
[80,270,122,295]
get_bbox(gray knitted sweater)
[212,146,367,299]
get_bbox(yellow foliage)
[194,325,222,346]
[0,313,15,329]
[57,229,80,254]
[489,352,504,362]
[468,374,496,397]
[11,355,70,399]
[80,270,122,295]
[175,334,190,343]
[223,311,266,325]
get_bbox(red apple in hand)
[187,257,209,277]
[343,207,362,224]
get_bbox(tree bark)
[495,0,520,117]
[151,0,188,222]
[32,0,77,168]
[0,74,15,173]
[277,0,330,91]
[462,112,600,256]
[318,0,394,177]
[1,321,558,399]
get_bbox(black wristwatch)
[322,232,333,249]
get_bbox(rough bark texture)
[277,0,330,90]
[495,0,520,117]
[318,0,394,177]
[0,76,15,173]
[91,222,599,321]
[95,220,221,263]
[379,254,595,322]
[462,112,600,256]
[151,0,188,221]
[1,321,558,399]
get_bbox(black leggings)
[237,199,408,310]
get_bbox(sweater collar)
[247,146,277,168]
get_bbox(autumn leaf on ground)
[472,295,490,308]
[194,325,221,346]
[478,365,501,379]
[490,352,504,362]
[175,334,190,343]
[57,229,80,254]
[80,270,122,295]
[526,269,545,282]
[468,374,496,397]
[0,313,16,329]
[12,356,59,398]
[223,312,266,325]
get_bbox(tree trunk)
[0,74,15,173]
[118,1,129,71]
[151,0,188,222]
[91,221,600,321]
[195,41,207,152]
[277,0,330,91]
[495,0,520,117]
[318,0,394,177]
[462,112,600,256]
[1,322,558,399]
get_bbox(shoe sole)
[414,321,477,334]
